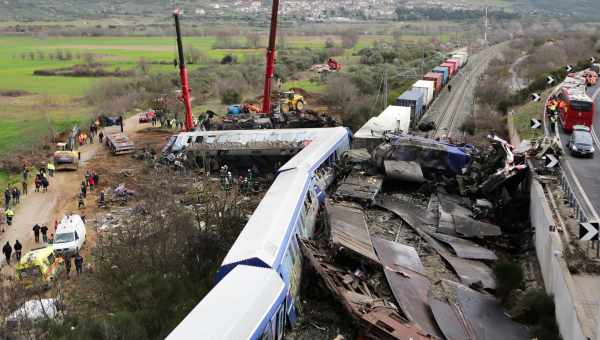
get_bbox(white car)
[52,215,86,257]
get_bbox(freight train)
[166,127,351,340]
[396,48,469,127]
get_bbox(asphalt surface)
[555,82,600,220]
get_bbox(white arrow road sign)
[530,119,541,129]
[531,93,541,102]
[545,154,558,168]
[547,76,555,85]
[566,65,573,72]
[580,222,600,241]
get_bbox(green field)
[0,31,456,165]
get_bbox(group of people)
[64,253,85,277]
[79,171,100,209]
[219,165,256,193]
[32,223,50,244]
[2,240,22,264]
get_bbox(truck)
[100,116,136,155]
[53,126,80,171]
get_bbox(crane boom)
[173,9,194,131]
[261,0,280,114]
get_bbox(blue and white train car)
[167,265,287,340]
[166,127,351,339]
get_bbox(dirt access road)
[0,115,146,273]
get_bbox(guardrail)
[558,168,590,223]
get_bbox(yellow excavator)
[280,90,305,113]
[53,126,80,170]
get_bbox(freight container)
[412,80,435,107]
[453,52,469,66]
[441,62,456,77]
[423,72,443,95]
[432,66,449,84]
[451,54,466,68]
[396,90,424,126]
[446,59,460,72]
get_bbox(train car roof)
[278,126,350,172]
[167,265,285,340]
[220,168,310,271]
[172,127,346,152]
[355,105,411,138]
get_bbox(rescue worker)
[81,181,87,199]
[41,225,48,243]
[47,162,55,177]
[99,131,104,143]
[550,114,557,132]
[5,208,14,226]
[78,193,85,209]
[65,256,72,277]
[88,175,95,192]
[32,224,41,243]
[98,191,106,208]
[13,240,22,262]
[22,180,27,196]
[448,84,452,93]
[4,188,10,209]
[74,253,84,275]
[2,241,12,265]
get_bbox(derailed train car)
[167,127,351,340]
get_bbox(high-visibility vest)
[47,163,55,170]
[5,210,14,217]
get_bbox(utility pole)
[383,68,389,110]
[484,6,488,43]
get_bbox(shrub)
[493,260,524,302]
[221,88,241,105]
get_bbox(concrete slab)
[572,274,600,339]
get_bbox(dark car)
[567,125,595,158]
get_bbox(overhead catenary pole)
[484,6,488,43]
[173,9,194,131]
[261,0,280,114]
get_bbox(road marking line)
[563,160,599,220]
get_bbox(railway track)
[430,47,499,141]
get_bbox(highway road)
[555,82,600,220]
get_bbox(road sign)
[547,76,555,85]
[591,57,596,64]
[566,65,573,72]
[580,222,600,241]
[530,119,541,129]
[531,93,541,102]
[545,154,558,168]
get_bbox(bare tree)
[341,31,359,49]
[245,32,262,49]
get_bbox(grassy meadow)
[0,31,454,186]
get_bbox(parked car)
[567,125,595,158]
[52,214,86,257]
[16,247,63,289]
[139,110,156,123]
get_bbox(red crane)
[261,0,280,114]
[173,9,194,131]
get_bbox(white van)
[52,215,86,256]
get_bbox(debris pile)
[300,133,536,339]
